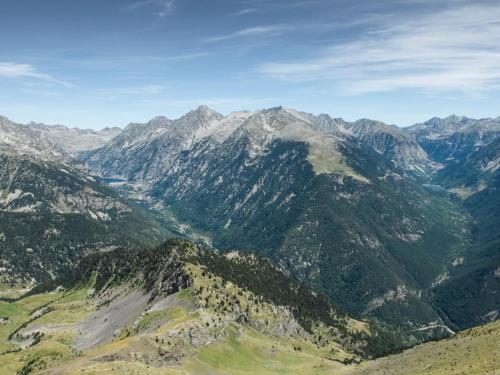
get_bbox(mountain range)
[0,107,498,373]
[81,106,499,335]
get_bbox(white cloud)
[257,3,500,94]
[230,8,258,16]
[204,25,286,43]
[0,62,71,87]
[124,0,175,17]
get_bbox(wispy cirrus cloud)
[124,0,175,18]
[0,62,72,87]
[258,3,500,94]
[204,25,286,43]
[230,8,258,16]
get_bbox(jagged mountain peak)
[237,106,315,142]
[260,106,311,121]
[182,105,223,121]
[316,113,345,123]
[444,114,468,122]
[422,115,469,129]
[82,105,434,183]
[101,126,122,132]
[149,115,171,123]
[195,104,217,113]
[171,106,224,136]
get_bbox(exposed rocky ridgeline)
[0,116,67,160]
[81,106,237,183]
[340,118,431,174]
[82,106,431,183]
[25,122,121,157]
[37,239,396,361]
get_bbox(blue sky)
[1,0,500,129]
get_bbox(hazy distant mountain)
[0,116,67,159]
[404,115,500,164]
[26,122,121,156]
[0,115,121,159]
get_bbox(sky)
[1,0,500,129]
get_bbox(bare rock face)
[81,106,232,183]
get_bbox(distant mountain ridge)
[0,115,121,158]
[404,115,500,164]
[82,105,431,184]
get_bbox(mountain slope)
[404,115,500,165]
[402,115,500,330]
[0,239,375,374]
[26,122,121,156]
[1,240,497,374]
[0,153,173,284]
[329,117,430,174]
[81,106,245,183]
[0,116,67,160]
[0,117,172,284]
[349,319,500,375]
[135,107,467,337]
[429,140,500,330]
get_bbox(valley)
[0,107,498,374]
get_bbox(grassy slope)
[0,283,352,375]
[0,288,93,374]
[1,283,498,375]
[348,320,500,375]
